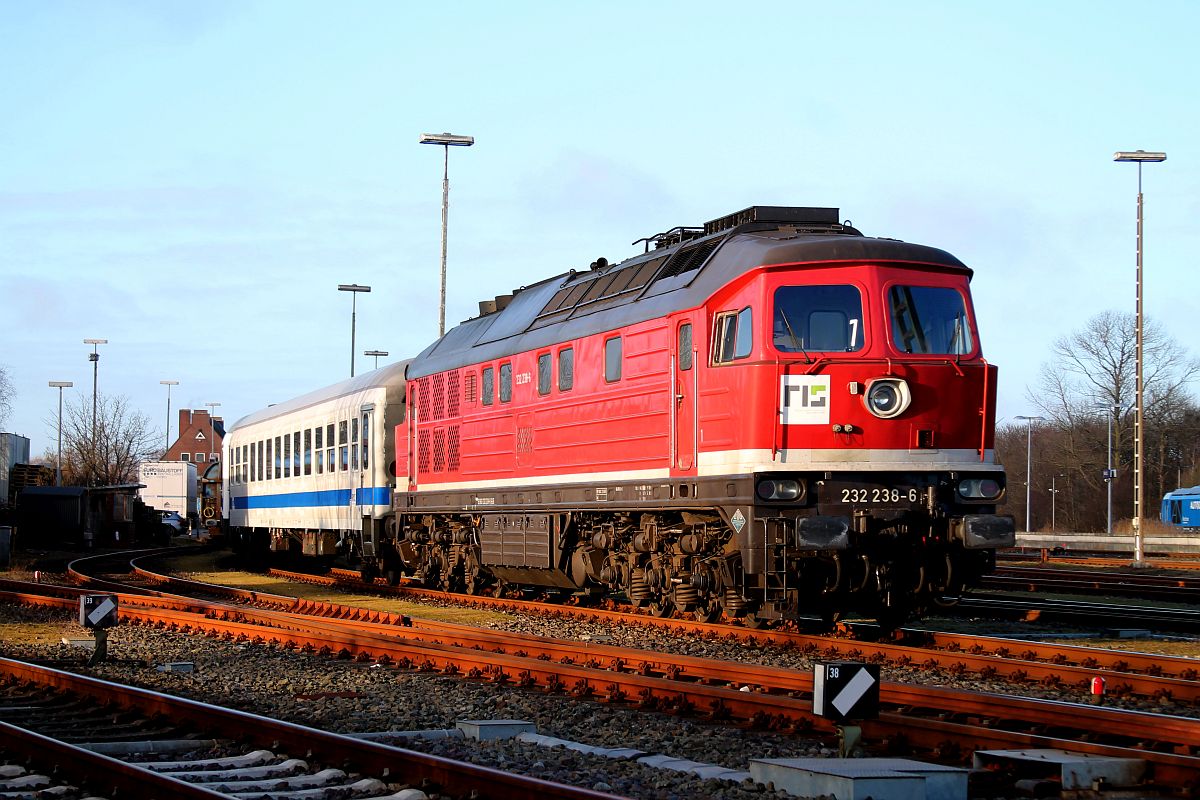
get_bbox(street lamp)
[364,350,388,370]
[1015,415,1045,532]
[1049,474,1066,532]
[338,284,372,378]
[160,380,179,456]
[1096,402,1119,535]
[48,381,72,486]
[1114,149,1167,564]
[83,338,107,485]
[420,131,475,337]
[205,402,220,462]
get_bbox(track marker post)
[814,661,880,757]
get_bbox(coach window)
[293,432,301,477]
[326,423,335,471]
[604,336,622,382]
[361,412,370,470]
[537,353,552,396]
[558,346,574,391]
[274,437,282,479]
[351,418,359,471]
[500,362,512,402]
[679,323,693,370]
[304,430,312,476]
[713,307,752,364]
[315,427,323,474]
[482,367,494,406]
[283,435,291,478]
[339,420,349,471]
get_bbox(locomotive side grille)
[417,429,432,474]
[463,372,477,404]
[432,374,446,420]
[655,238,720,281]
[416,377,431,421]
[433,428,446,472]
[447,372,461,417]
[447,426,460,472]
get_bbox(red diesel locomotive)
[374,205,1014,626]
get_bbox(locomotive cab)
[701,248,1014,624]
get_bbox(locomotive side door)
[672,318,699,475]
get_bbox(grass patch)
[161,552,513,626]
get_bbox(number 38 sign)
[813,662,880,722]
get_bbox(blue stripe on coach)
[233,487,391,510]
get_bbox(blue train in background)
[1163,486,1200,530]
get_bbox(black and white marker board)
[813,662,879,721]
[79,595,119,629]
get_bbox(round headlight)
[864,378,911,419]
[958,478,1002,500]
[756,479,801,501]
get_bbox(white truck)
[138,461,198,528]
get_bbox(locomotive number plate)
[824,482,922,508]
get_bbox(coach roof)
[408,220,969,380]
[229,359,410,432]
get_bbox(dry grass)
[161,552,512,626]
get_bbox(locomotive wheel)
[741,611,771,630]
[648,599,675,618]
[693,599,722,623]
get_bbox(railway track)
[0,656,618,799]
[6,551,1200,793]
[47,553,1200,700]
[989,563,1200,603]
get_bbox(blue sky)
[2,1,1196,457]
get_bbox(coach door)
[672,319,698,474]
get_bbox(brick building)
[164,409,224,520]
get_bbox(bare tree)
[1009,311,1200,531]
[45,393,159,485]
[0,364,13,430]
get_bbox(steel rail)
[0,720,230,799]
[996,565,1200,589]
[984,573,1200,602]
[0,657,623,800]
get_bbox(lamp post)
[48,381,73,486]
[205,402,220,462]
[1015,415,1045,532]
[83,338,107,485]
[160,380,179,456]
[338,284,372,377]
[420,131,475,337]
[364,350,388,370]
[1114,149,1166,564]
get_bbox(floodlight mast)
[1113,149,1166,564]
[420,132,475,337]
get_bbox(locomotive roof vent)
[478,299,497,316]
[494,293,514,311]
[704,206,842,235]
